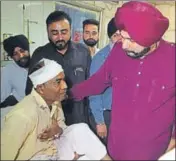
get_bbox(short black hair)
[46,11,72,27]
[83,19,99,31]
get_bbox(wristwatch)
[54,133,60,139]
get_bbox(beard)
[83,38,98,47]
[15,56,30,68]
[49,37,71,50]
[125,47,151,59]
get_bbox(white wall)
[1,1,175,59]
[1,1,119,56]
[1,1,55,54]
[154,2,175,43]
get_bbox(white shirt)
[1,61,28,102]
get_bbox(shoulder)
[155,40,175,85]
[162,40,175,52]
[161,40,175,61]
[32,43,52,56]
[72,41,87,49]
[6,94,38,121]
[94,45,111,58]
[163,40,175,47]
[71,42,90,54]
[1,62,20,74]
[2,61,16,69]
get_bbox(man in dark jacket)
[26,11,91,125]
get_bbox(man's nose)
[61,80,67,90]
[89,33,95,39]
[122,39,129,50]
[19,52,24,58]
[56,33,64,40]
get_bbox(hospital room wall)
[0,1,119,56]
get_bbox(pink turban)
[115,1,169,47]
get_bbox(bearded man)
[1,34,30,107]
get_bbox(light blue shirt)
[1,61,28,102]
[89,43,113,124]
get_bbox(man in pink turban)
[69,1,175,160]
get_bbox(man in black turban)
[1,34,30,108]
[3,34,30,68]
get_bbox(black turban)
[107,18,118,39]
[3,34,29,57]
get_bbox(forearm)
[89,96,105,124]
[71,76,110,100]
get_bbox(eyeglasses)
[119,32,135,44]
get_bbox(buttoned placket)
[132,60,144,103]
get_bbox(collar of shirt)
[95,47,100,53]
[109,41,115,50]
[12,60,28,71]
[91,47,100,58]
[31,88,60,118]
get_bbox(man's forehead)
[48,20,70,30]
[14,46,23,52]
[84,24,98,31]
[55,72,65,79]
[48,72,65,83]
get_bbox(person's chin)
[60,94,67,101]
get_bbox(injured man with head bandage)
[1,58,112,160]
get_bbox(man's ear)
[36,84,45,95]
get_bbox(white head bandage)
[29,58,63,88]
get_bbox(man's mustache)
[87,38,95,41]
[56,40,65,44]
[124,50,137,55]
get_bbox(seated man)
[1,34,30,107]
[1,58,111,160]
